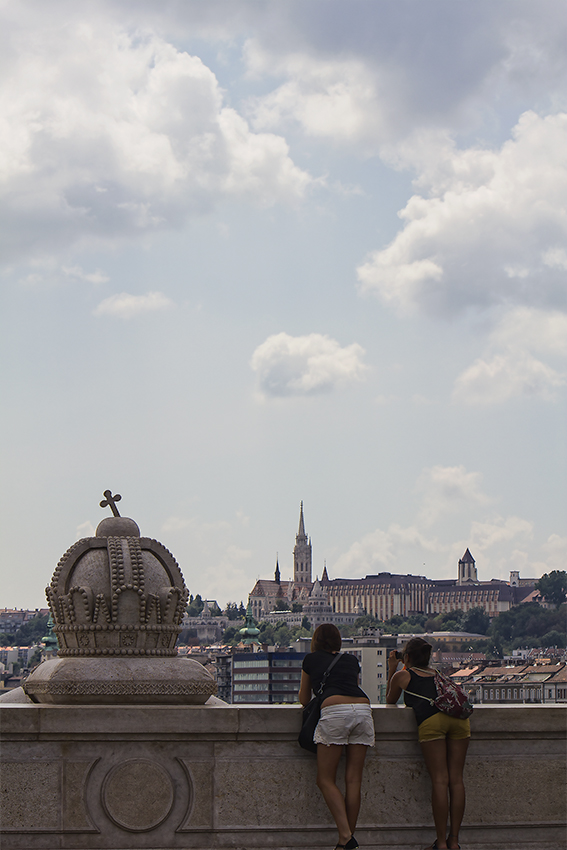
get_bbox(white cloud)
[416,465,491,527]
[62,266,109,285]
[453,307,567,404]
[243,1,567,150]
[17,258,110,288]
[245,44,387,149]
[332,524,445,578]
[357,112,567,317]
[76,520,95,539]
[542,534,567,570]
[160,512,253,602]
[331,466,550,582]
[250,332,367,397]
[454,351,565,405]
[0,13,312,264]
[469,516,534,551]
[93,291,174,319]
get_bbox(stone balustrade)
[1,703,565,849]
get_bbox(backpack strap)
[316,653,343,696]
[403,668,437,706]
[403,688,435,706]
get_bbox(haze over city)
[1,0,565,611]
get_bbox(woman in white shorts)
[299,623,375,850]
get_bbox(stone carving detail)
[22,494,217,705]
[101,760,175,832]
[46,533,188,657]
[27,679,217,696]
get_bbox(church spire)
[275,556,281,584]
[294,501,312,587]
[297,501,306,540]
[322,562,329,582]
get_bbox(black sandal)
[335,838,359,850]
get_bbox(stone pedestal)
[22,656,216,704]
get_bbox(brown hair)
[311,623,342,653]
[403,637,432,668]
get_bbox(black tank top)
[403,668,439,725]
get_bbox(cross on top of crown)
[99,490,122,517]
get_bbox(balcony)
[0,703,564,849]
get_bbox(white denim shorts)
[313,703,375,747]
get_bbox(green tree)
[488,602,566,653]
[186,594,204,617]
[221,626,240,644]
[540,630,566,648]
[11,614,49,647]
[224,602,241,621]
[291,602,303,613]
[301,616,311,630]
[462,607,490,635]
[354,614,380,630]
[28,648,43,667]
[273,598,290,611]
[535,571,567,608]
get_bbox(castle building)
[323,549,536,620]
[248,504,314,620]
[249,510,537,623]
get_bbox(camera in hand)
[394,651,403,660]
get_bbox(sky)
[1,0,566,611]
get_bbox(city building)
[248,503,314,620]
[248,511,538,624]
[0,608,49,632]
[231,651,305,704]
[470,662,566,704]
[179,600,228,644]
[323,560,535,621]
[398,631,488,652]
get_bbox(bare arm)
[298,670,312,706]
[386,650,410,704]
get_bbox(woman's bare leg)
[420,739,449,850]
[447,738,469,849]
[316,744,351,846]
[344,744,368,835]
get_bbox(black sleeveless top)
[302,651,368,700]
[403,668,439,725]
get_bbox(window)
[507,689,511,699]
[233,694,267,702]
[272,683,299,691]
[234,660,269,669]
[271,672,301,681]
[234,672,268,681]
[495,689,500,700]
[234,683,267,691]
[272,659,301,667]
[514,689,518,699]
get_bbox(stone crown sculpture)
[46,493,188,657]
[22,491,217,704]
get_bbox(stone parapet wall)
[1,704,565,850]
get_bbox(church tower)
[293,502,312,587]
[458,548,478,584]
